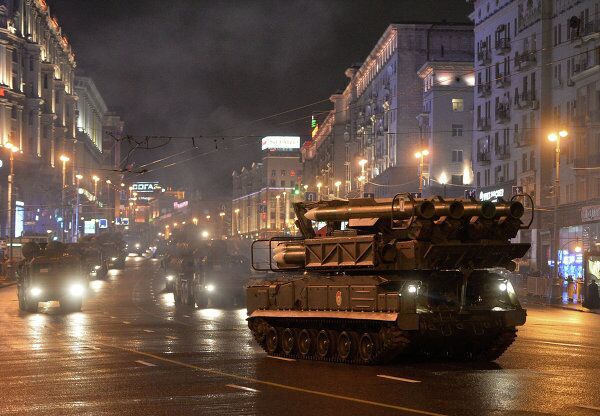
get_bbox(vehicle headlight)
[166,275,174,282]
[94,265,102,270]
[407,284,418,294]
[111,257,118,261]
[499,282,508,292]
[30,287,42,297]
[69,283,85,297]
[205,284,215,292]
[135,243,141,248]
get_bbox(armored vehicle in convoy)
[247,194,532,364]
[17,242,87,313]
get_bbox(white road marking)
[268,356,296,362]
[521,339,600,350]
[122,321,131,324]
[135,360,157,367]
[143,329,155,333]
[576,405,600,412]
[377,375,421,383]
[183,315,191,318]
[227,384,260,393]
[166,335,178,340]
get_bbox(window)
[522,153,528,172]
[280,170,286,176]
[43,73,48,89]
[451,175,463,185]
[290,180,295,188]
[451,124,463,137]
[452,98,464,112]
[271,169,276,177]
[10,106,16,119]
[452,150,463,162]
[477,171,481,187]
[270,179,276,187]
[280,180,286,187]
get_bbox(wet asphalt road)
[2,257,600,415]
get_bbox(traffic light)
[293,186,300,195]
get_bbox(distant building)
[417,61,475,197]
[232,137,303,238]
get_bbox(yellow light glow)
[559,129,569,138]
[106,179,111,184]
[75,174,83,180]
[575,246,582,253]
[334,180,342,187]
[59,154,70,162]
[415,151,421,158]
[548,133,558,142]
[358,158,368,167]
[422,149,429,156]
[92,175,99,182]
[439,172,448,185]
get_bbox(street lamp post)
[548,129,569,279]
[59,155,70,242]
[358,158,367,197]
[75,174,83,242]
[219,212,225,238]
[317,182,322,200]
[414,149,429,197]
[275,195,281,230]
[234,208,240,236]
[5,143,18,266]
[334,180,342,198]
[282,191,288,228]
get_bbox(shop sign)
[261,136,300,150]
[581,205,600,223]
[132,182,159,193]
[173,200,188,210]
[84,220,95,235]
[479,188,504,201]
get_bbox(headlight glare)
[166,275,174,281]
[69,283,85,297]
[407,284,417,294]
[499,282,508,292]
[111,257,117,261]
[30,287,42,297]
[205,284,215,292]
[94,265,102,270]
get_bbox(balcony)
[477,116,491,131]
[477,48,491,65]
[515,90,538,110]
[495,103,510,123]
[571,57,600,83]
[574,154,600,169]
[495,37,511,54]
[477,151,491,164]
[518,4,541,32]
[515,50,536,71]
[495,144,510,159]
[477,82,491,97]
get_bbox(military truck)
[17,242,87,313]
[247,194,532,364]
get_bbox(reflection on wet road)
[1,257,600,415]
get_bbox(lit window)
[452,98,464,112]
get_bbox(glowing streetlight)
[193,217,198,225]
[206,215,211,220]
[334,180,342,197]
[317,182,322,199]
[548,129,568,279]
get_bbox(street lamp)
[206,215,211,220]
[317,182,322,199]
[74,174,83,241]
[92,175,100,200]
[548,129,568,279]
[334,180,342,198]
[59,155,70,242]
[275,194,281,230]
[234,208,240,235]
[5,143,18,266]
[192,217,198,225]
[414,149,429,196]
[439,172,448,198]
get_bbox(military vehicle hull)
[247,270,525,364]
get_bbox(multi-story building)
[417,61,475,197]
[470,0,600,276]
[232,137,303,238]
[0,0,79,238]
[303,23,474,198]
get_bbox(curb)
[524,300,600,314]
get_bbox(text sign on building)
[261,136,301,150]
[173,200,189,210]
[84,220,96,235]
[581,205,600,223]
[132,182,160,193]
[479,188,504,201]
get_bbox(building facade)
[471,0,600,276]
[232,145,303,238]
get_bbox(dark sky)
[47,0,472,197]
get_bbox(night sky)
[47,0,472,197]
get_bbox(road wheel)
[25,294,38,313]
[281,328,296,355]
[316,330,334,359]
[265,326,279,354]
[337,331,355,361]
[358,332,378,364]
[297,329,315,357]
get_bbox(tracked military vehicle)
[247,194,533,364]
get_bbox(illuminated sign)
[311,124,319,138]
[132,182,160,193]
[15,201,23,237]
[173,200,189,210]
[84,220,96,235]
[479,188,504,201]
[98,219,108,229]
[311,115,317,129]
[261,136,301,150]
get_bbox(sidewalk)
[523,295,600,315]
[0,276,15,289]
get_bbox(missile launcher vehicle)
[246,194,533,364]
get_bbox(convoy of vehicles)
[247,195,532,364]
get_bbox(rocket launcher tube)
[461,200,497,220]
[432,200,465,219]
[304,200,436,221]
[494,200,525,219]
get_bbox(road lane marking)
[377,375,421,383]
[97,342,445,416]
[135,360,157,367]
[122,321,131,324]
[268,356,296,362]
[166,336,178,340]
[227,384,260,393]
[183,315,191,318]
[143,329,155,333]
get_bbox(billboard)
[84,220,96,235]
[261,136,301,150]
[132,182,160,193]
